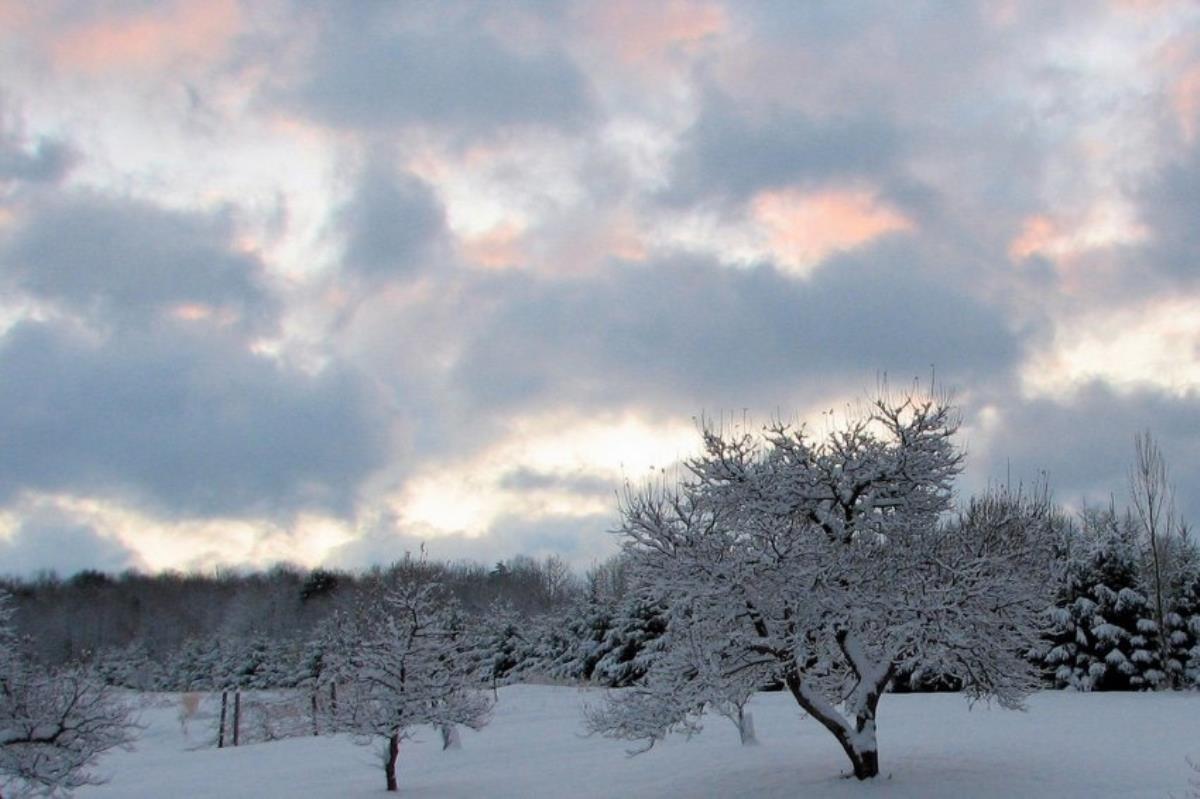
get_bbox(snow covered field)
[77,685,1200,798]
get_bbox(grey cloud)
[0,97,76,184]
[0,136,74,184]
[969,382,1200,523]
[450,238,1022,414]
[0,514,140,577]
[282,9,592,136]
[665,91,902,205]
[327,511,618,572]
[1138,143,1200,282]
[497,467,617,498]
[1024,141,1200,309]
[0,320,388,518]
[3,195,274,330]
[662,3,1070,257]
[338,164,446,277]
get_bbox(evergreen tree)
[1168,536,1200,687]
[592,594,669,688]
[1044,508,1160,690]
[472,600,528,689]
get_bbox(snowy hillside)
[76,685,1200,798]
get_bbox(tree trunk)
[855,747,880,780]
[847,676,885,779]
[384,732,400,792]
[311,692,319,736]
[737,707,757,746]
[441,724,461,750]
[217,690,228,748]
[784,671,883,780]
[232,691,241,747]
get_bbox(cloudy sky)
[1,0,1199,575]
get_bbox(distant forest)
[2,553,598,676]
[5,497,1200,698]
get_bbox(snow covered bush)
[0,592,137,796]
[587,392,1062,780]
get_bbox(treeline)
[1,553,584,670]
[6,515,1200,697]
[0,546,659,699]
[4,443,1200,698]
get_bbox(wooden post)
[232,690,241,747]
[217,691,228,748]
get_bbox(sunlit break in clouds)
[2,0,1200,575]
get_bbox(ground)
[74,685,1200,798]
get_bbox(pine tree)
[592,594,669,688]
[1044,508,1159,690]
[472,600,529,690]
[1168,536,1200,687]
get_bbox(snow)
[73,686,1200,798]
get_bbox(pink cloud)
[0,2,33,29]
[1112,0,1184,11]
[461,221,528,270]
[1155,31,1200,143]
[1009,215,1059,261]
[461,212,649,274]
[579,0,727,68]
[751,188,912,272]
[48,0,241,74]
[1171,63,1200,143]
[1008,209,1150,297]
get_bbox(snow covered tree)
[0,592,137,796]
[166,635,225,692]
[518,608,583,682]
[587,593,758,748]
[92,642,159,691]
[1130,432,1183,687]
[587,393,1062,780]
[1166,534,1200,687]
[296,610,363,735]
[524,597,617,684]
[591,595,669,689]
[1043,507,1162,690]
[343,574,491,792]
[471,600,529,693]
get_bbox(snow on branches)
[341,573,491,792]
[588,392,1062,780]
[0,592,137,796]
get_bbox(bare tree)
[1130,431,1178,687]
[540,555,575,607]
[0,593,138,796]
[587,393,1061,780]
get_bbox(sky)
[1,0,1199,576]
